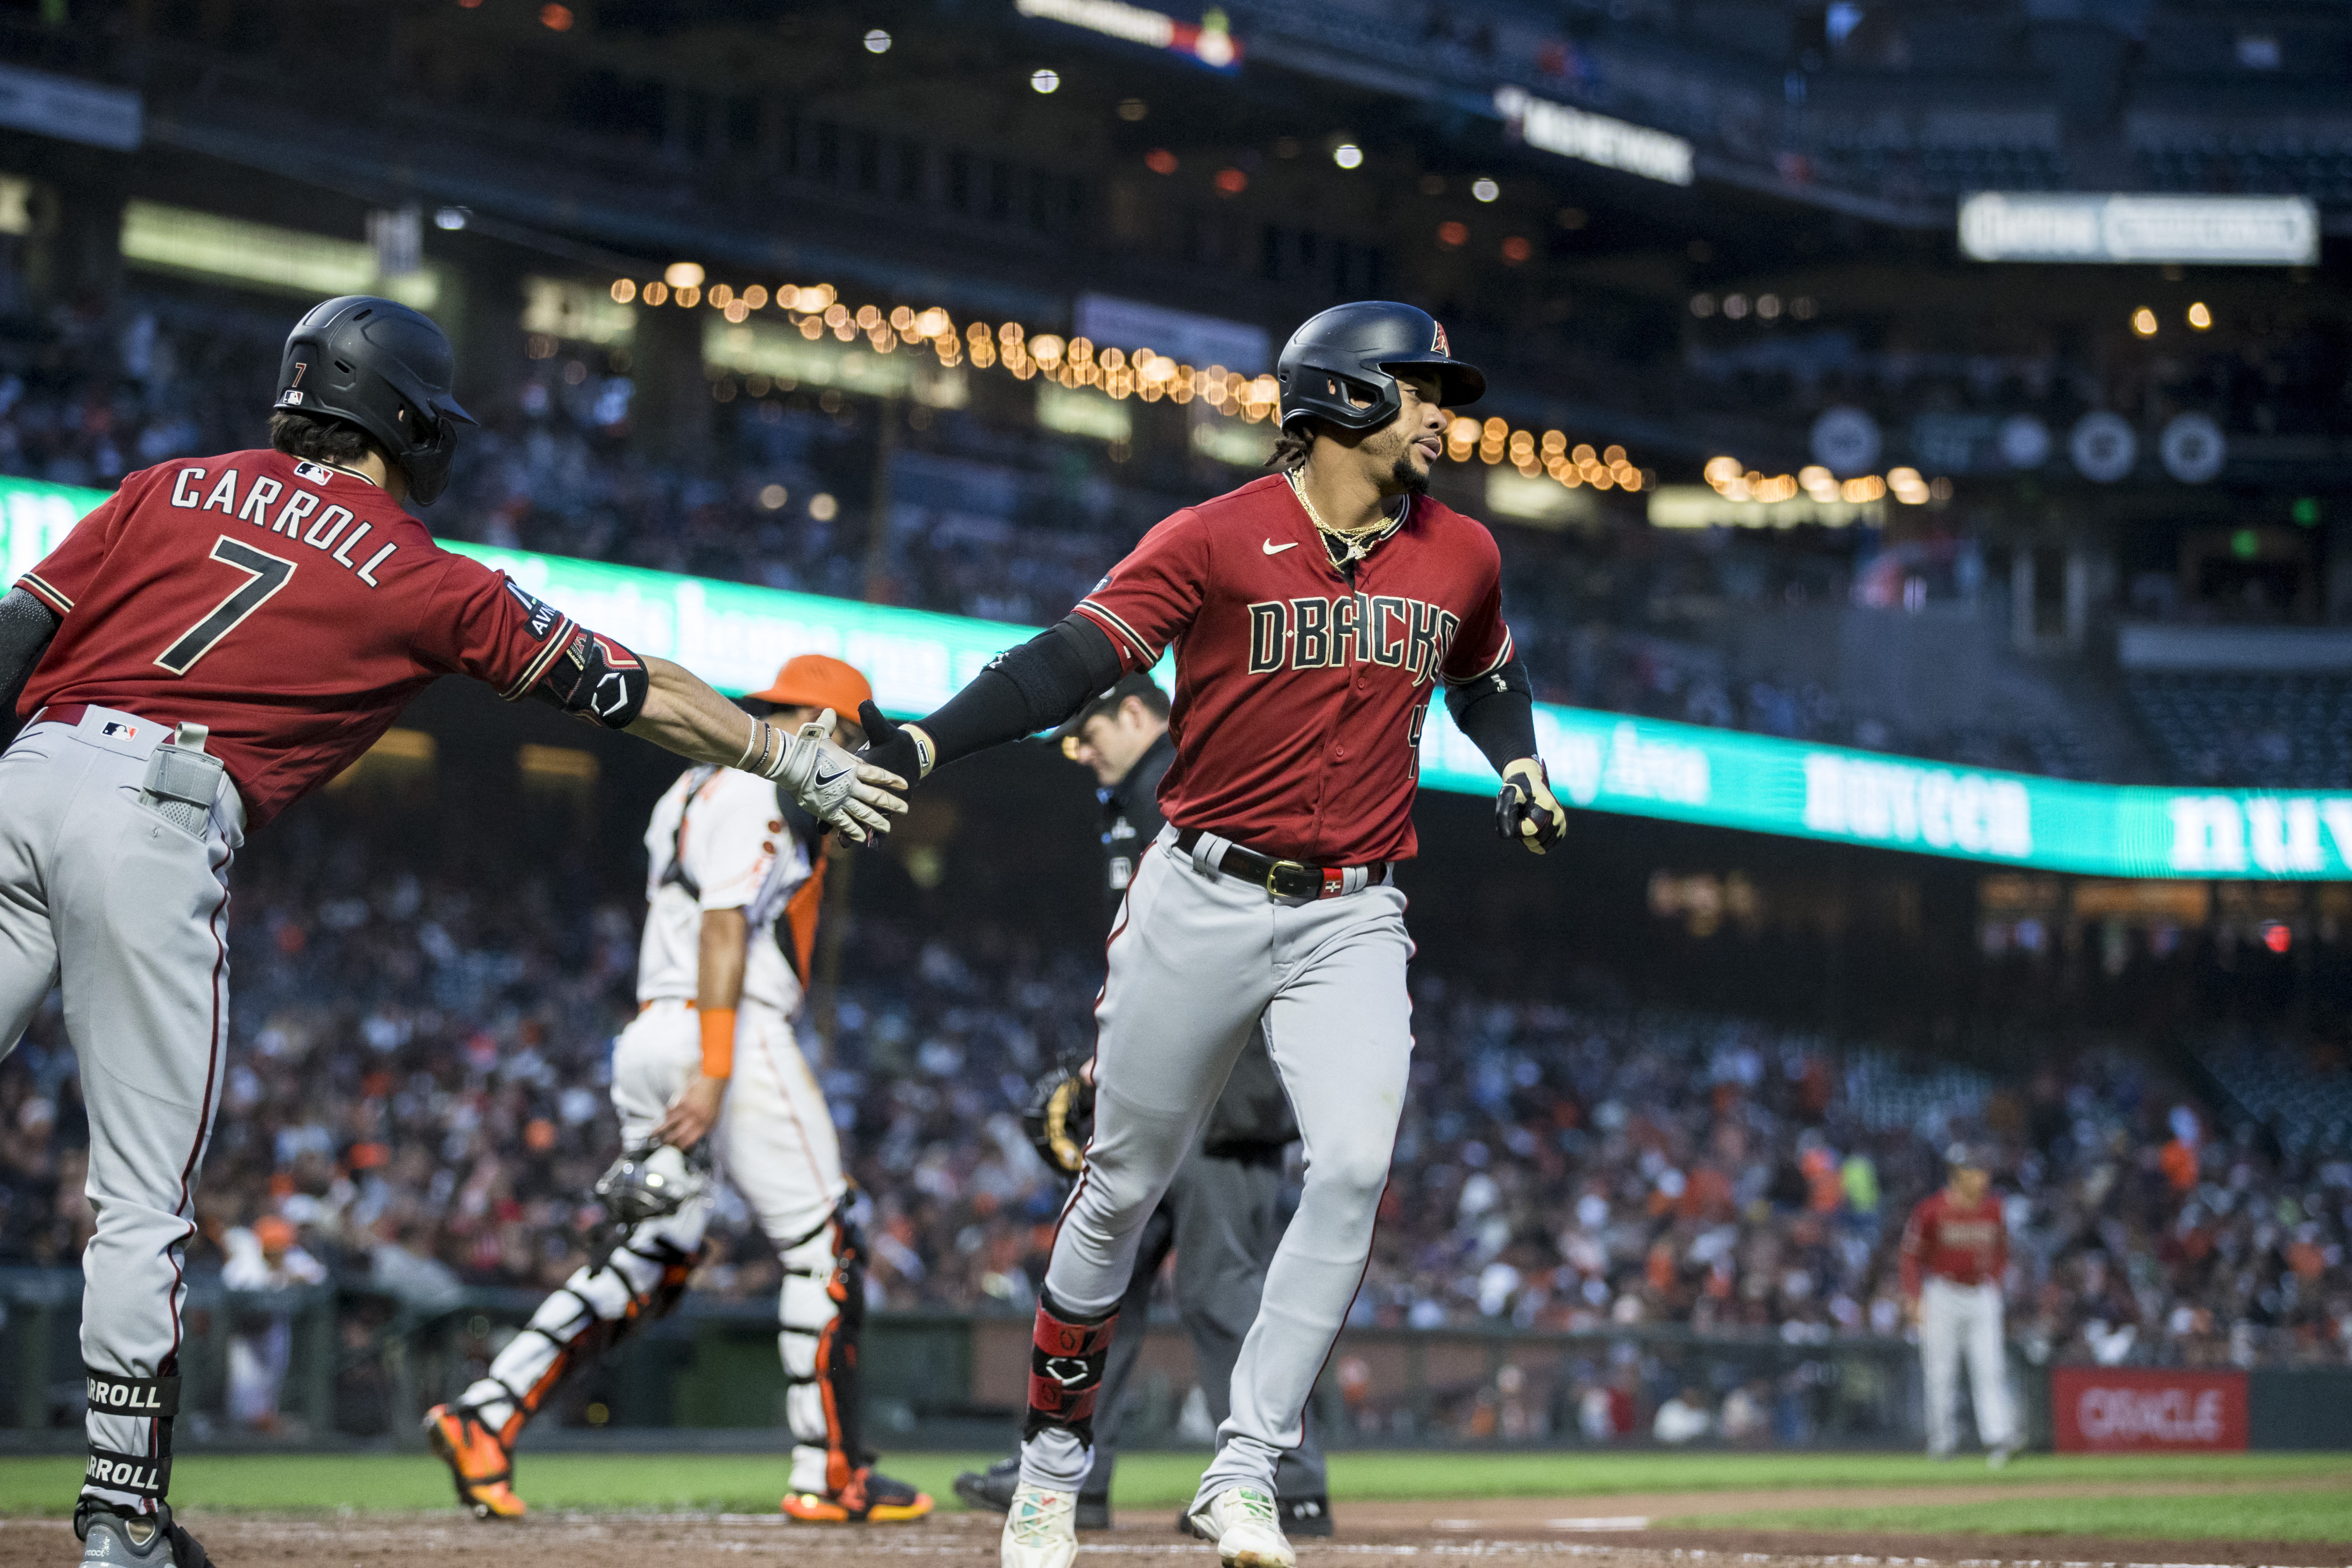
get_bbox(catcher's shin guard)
[779,1202,866,1496]
[452,1228,699,1467]
[1022,1291,1119,1446]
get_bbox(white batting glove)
[749,709,908,843]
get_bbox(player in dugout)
[956,672,1334,1538]
[427,654,933,1526]
[0,297,907,1568]
[855,301,1562,1568]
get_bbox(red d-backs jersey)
[1072,474,1513,865]
[18,451,588,826]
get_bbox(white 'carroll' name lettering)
[170,466,398,588]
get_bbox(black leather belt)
[1173,828,1388,901]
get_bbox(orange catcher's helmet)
[746,654,873,716]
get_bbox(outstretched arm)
[1445,658,1562,854]
[860,614,1125,785]
[523,646,906,841]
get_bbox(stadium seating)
[2124,673,2352,789]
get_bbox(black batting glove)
[858,700,934,792]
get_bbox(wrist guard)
[699,1007,736,1080]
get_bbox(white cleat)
[1188,1487,1295,1568]
[1003,1483,1080,1568]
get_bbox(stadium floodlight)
[1958,193,2317,266]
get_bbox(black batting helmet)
[274,296,476,506]
[1276,301,1485,433]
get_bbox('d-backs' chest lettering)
[1245,592,1459,684]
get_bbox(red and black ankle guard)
[1022,1292,1119,1444]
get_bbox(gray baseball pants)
[1023,826,1410,1511]
[0,706,244,1515]
[1086,1149,1329,1507]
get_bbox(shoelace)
[1232,1489,1279,1525]
[1009,1492,1069,1544]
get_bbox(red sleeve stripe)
[1442,627,1515,686]
[500,614,577,702]
[17,573,72,615]
[1074,600,1155,666]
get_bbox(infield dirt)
[3,1504,2347,1568]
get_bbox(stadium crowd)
[0,291,2258,787]
[1,809,2345,1401]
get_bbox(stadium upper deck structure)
[0,0,2348,813]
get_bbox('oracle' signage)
[2051,1367,2247,1452]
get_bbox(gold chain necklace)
[1285,470,1405,566]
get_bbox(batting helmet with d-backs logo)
[1275,301,1486,433]
[274,295,477,505]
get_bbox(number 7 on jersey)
[157,537,298,675]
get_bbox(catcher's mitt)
[1022,1069,1095,1177]
[593,1142,707,1227]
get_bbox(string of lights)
[1702,456,1951,508]
[608,264,1648,494]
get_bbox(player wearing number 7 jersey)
[856,302,1565,1568]
[0,296,906,1568]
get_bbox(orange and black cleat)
[424,1403,527,1520]
[783,1466,935,1523]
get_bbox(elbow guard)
[528,626,650,729]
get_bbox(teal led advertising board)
[5,475,2346,880]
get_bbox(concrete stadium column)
[629,294,711,464]
[27,145,127,313]
[453,251,531,420]
[2010,547,2036,652]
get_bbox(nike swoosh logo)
[813,758,850,788]
[1262,539,1298,555]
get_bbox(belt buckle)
[1263,859,1317,899]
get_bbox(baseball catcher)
[426,656,931,1523]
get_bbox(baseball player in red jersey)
[0,297,905,1568]
[1900,1144,2019,1465]
[855,302,1564,1568]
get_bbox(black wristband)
[1445,658,1539,775]
[918,615,1125,768]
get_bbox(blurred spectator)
[1652,1386,1715,1444]
[220,1215,327,1432]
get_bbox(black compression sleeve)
[919,615,1127,767]
[0,586,60,749]
[1445,658,1540,776]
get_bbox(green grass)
[1675,1489,2352,1544]
[0,1449,2341,1522]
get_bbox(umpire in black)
[955,673,1334,1535]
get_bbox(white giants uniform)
[458,766,860,1496]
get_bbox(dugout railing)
[0,1267,1981,1452]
